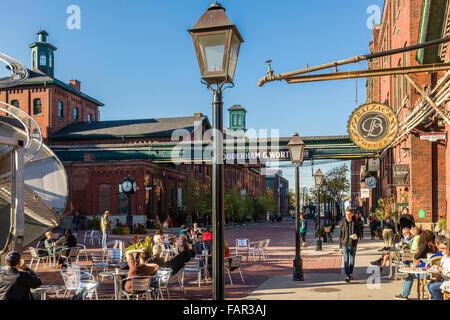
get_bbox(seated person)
[165,245,196,275]
[54,229,77,267]
[0,252,42,300]
[394,230,438,300]
[124,248,159,292]
[427,239,450,300]
[44,231,57,255]
[193,233,205,256]
[203,229,213,242]
[409,227,420,254]
[427,235,447,262]
[153,229,170,245]
[191,222,201,240]
[179,224,187,237]
[206,241,231,277]
[178,230,192,252]
[371,227,413,271]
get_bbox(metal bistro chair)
[28,247,51,270]
[121,276,153,300]
[104,248,122,263]
[394,251,415,281]
[59,247,81,266]
[76,244,89,261]
[60,268,97,299]
[89,253,109,280]
[79,280,99,300]
[235,238,250,262]
[249,240,270,262]
[162,243,175,262]
[151,267,172,300]
[182,258,203,288]
[225,255,245,285]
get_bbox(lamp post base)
[315,239,322,251]
[293,257,304,281]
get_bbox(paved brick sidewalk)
[21,219,342,300]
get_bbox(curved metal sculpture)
[0,52,66,255]
[0,52,29,88]
[0,101,43,164]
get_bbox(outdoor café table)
[398,266,439,300]
[99,270,128,300]
[32,284,65,300]
[378,248,403,279]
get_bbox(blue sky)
[1,0,384,191]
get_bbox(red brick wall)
[0,84,101,144]
[410,134,432,222]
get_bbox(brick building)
[354,0,450,229]
[0,30,269,227]
[265,170,289,216]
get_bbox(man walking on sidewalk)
[339,208,360,283]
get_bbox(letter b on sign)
[67,5,81,30]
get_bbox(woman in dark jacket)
[55,229,77,266]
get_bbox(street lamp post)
[189,2,243,301]
[287,132,305,281]
[313,169,324,251]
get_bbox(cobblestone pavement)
[21,219,342,300]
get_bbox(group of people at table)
[370,208,450,300]
[0,222,232,300]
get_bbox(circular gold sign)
[347,103,398,151]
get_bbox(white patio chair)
[225,255,245,285]
[152,267,172,300]
[121,276,152,300]
[182,258,203,288]
[28,247,51,270]
[235,238,250,261]
[90,231,102,246]
[249,240,270,262]
[59,247,81,265]
[80,280,99,300]
[76,244,89,261]
[162,243,175,262]
[60,268,96,298]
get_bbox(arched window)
[49,53,53,68]
[39,53,47,66]
[10,100,19,108]
[88,113,92,122]
[58,101,64,119]
[33,51,37,69]
[236,114,241,126]
[33,98,42,115]
[232,114,236,126]
[74,107,79,121]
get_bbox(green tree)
[325,165,350,203]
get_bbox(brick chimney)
[194,112,203,117]
[69,79,81,91]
